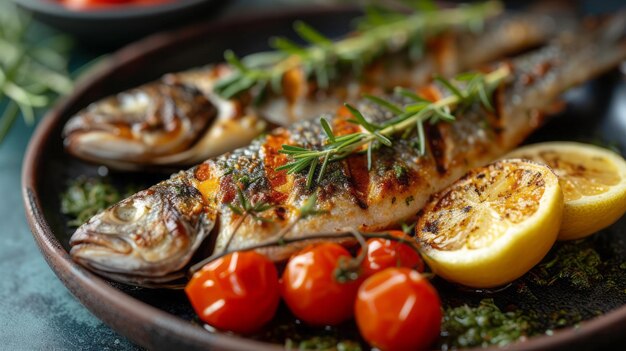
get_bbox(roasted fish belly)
[69,14,626,286]
[63,11,563,170]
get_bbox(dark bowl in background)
[13,0,223,48]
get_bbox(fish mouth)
[70,230,133,256]
[69,230,148,275]
[70,231,191,284]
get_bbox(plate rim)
[20,5,626,350]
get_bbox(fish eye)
[114,200,147,222]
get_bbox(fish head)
[63,81,217,170]
[70,174,215,286]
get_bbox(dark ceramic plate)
[21,6,626,351]
[13,0,222,47]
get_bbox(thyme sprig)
[213,1,502,100]
[191,193,323,274]
[275,193,328,242]
[221,186,273,253]
[277,66,510,187]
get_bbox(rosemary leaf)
[293,21,333,47]
[320,117,336,143]
[306,157,318,187]
[394,87,429,102]
[270,37,305,55]
[224,50,248,72]
[435,75,465,100]
[318,153,331,183]
[344,102,377,132]
[364,94,404,114]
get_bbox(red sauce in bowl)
[57,0,173,11]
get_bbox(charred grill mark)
[345,156,370,210]
[423,219,440,235]
[274,206,287,221]
[427,124,449,174]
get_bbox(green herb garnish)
[277,67,510,187]
[440,299,537,349]
[0,2,73,143]
[214,1,502,100]
[285,336,362,351]
[529,241,603,289]
[61,177,136,227]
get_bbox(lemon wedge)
[506,142,626,240]
[415,159,563,288]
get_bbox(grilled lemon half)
[506,142,626,240]
[415,159,563,288]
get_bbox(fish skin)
[62,12,565,170]
[68,13,626,287]
[63,82,217,170]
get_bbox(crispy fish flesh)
[63,11,564,170]
[69,14,626,287]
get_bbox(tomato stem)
[334,229,368,283]
[188,229,424,279]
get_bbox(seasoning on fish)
[63,6,566,170]
[69,13,626,287]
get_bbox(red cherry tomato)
[185,251,280,334]
[355,268,442,351]
[59,0,168,10]
[281,243,361,326]
[360,230,424,278]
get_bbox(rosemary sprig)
[0,2,73,143]
[213,1,502,100]
[277,66,510,187]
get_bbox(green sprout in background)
[0,2,73,143]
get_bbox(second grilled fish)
[63,8,563,170]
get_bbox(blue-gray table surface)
[1,0,624,350]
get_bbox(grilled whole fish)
[63,12,564,170]
[69,14,626,287]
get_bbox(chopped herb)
[285,336,361,351]
[61,177,137,227]
[440,299,537,349]
[393,163,408,179]
[529,242,603,289]
[401,222,416,234]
